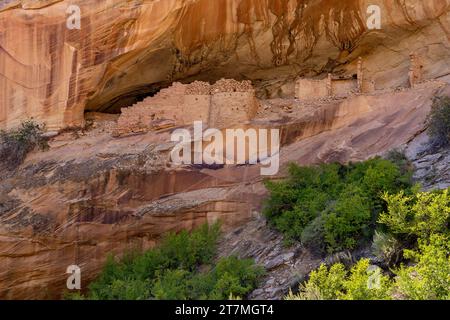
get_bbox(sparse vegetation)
[264,158,413,253]
[426,96,450,149]
[69,224,264,300]
[0,120,48,169]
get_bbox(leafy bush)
[426,96,450,149]
[264,158,413,253]
[288,186,450,300]
[394,234,450,300]
[286,263,346,300]
[291,234,450,300]
[286,259,392,300]
[378,188,449,241]
[151,257,264,300]
[0,120,48,169]
[322,185,372,252]
[385,149,411,171]
[193,257,265,300]
[74,224,264,300]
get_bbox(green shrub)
[151,269,191,300]
[0,120,48,169]
[378,188,449,240]
[322,185,372,252]
[207,257,265,300]
[286,259,392,300]
[264,158,412,253]
[394,234,450,300]
[386,150,414,179]
[341,259,392,300]
[72,223,264,300]
[151,257,264,300]
[426,96,450,149]
[288,187,450,301]
[286,263,346,300]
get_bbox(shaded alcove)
[84,83,168,114]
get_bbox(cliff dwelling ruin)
[295,55,424,100]
[113,79,259,137]
[110,54,431,138]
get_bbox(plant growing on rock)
[426,95,450,149]
[378,188,449,241]
[264,158,413,253]
[70,223,264,300]
[285,259,392,300]
[0,120,48,169]
[394,234,450,300]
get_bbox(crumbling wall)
[332,79,358,97]
[209,79,258,128]
[295,57,384,99]
[114,79,259,136]
[361,80,376,94]
[182,81,212,124]
[409,54,424,88]
[295,79,330,100]
[183,95,211,124]
[210,92,259,128]
[113,83,186,136]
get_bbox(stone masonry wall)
[114,79,258,136]
[332,79,358,97]
[294,57,383,99]
[210,91,259,128]
[295,78,330,100]
[182,94,211,124]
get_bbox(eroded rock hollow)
[1,0,450,129]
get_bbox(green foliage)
[208,257,265,299]
[341,259,392,300]
[288,185,449,301]
[291,233,450,300]
[264,158,412,253]
[286,263,346,300]
[426,96,450,149]
[378,188,449,240]
[286,259,392,300]
[151,269,190,300]
[151,257,264,300]
[322,185,371,252]
[72,224,263,300]
[0,120,48,169]
[395,234,450,300]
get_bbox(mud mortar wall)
[209,91,259,128]
[295,79,330,100]
[332,79,358,97]
[182,94,211,124]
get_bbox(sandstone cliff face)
[1,0,450,130]
[1,0,450,300]
[0,80,448,299]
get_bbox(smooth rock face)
[1,0,450,129]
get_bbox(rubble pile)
[211,79,254,93]
[185,81,211,95]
